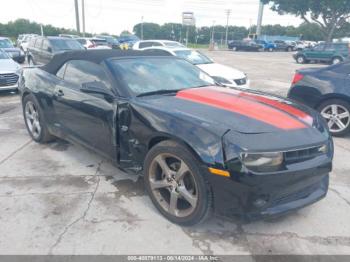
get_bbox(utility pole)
[74,0,80,34]
[256,1,264,37]
[40,24,44,36]
[211,20,215,44]
[141,16,144,40]
[81,0,85,37]
[225,9,231,46]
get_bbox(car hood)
[0,59,20,72]
[196,63,246,80]
[136,86,326,137]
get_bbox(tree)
[262,0,350,43]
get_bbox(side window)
[63,60,112,90]
[314,44,324,51]
[29,38,36,48]
[56,63,67,79]
[151,42,162,47]
[139,42,153,48]
[35,39,43,49]
[42,40,50,52]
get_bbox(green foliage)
[0,18,83,38]
[262,0,350,42]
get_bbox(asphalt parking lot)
[1,51,350,256]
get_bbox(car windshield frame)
[49,38,84,51]
[174,50,213,65]
[108,56,215,97]
[0,39,14,48]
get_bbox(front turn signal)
[208,167,230,177]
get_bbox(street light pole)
[256,1,264,37]
[81,0,86,37]
[74,0,80,34]
[225,9,231,46]
[141,16,144,40]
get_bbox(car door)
[33,38,43,64]
[52,60,116,159]
[41,39,53,65]
[305,44,324,60]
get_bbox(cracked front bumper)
[205,155,331,220]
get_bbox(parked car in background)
[76,38,111,49]
[139,46,250,88]
[293,43,350,65]
[274,40,295,52]
[0,49,22,92]
[19,34,38,53]
[58,34,79,39]
[19,49,333,225]
[118,35,140,49]
[27,36,84,65]
[288,62,350,136]
[228,40,262,51]
[253,40,276,52]
[133,40,185,49]
[0,37,25,63]
[95,35,120,49]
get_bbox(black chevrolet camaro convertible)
[19,50,333,225]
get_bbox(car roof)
[0,37,10,40]
[41,49,172,74]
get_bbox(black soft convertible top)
[41,49,171,74]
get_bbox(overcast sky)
[2,0,302,35]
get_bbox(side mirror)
[47,47,52,53]
[81,81,114,98]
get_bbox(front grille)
[0,73,19,87]
[284,145,325,164]
[273,182,320,206]
[234,77,247,86]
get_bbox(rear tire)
[318,99,350,137]
[144,140,212,226]
[23,94,55,143]
[332,57,343,65]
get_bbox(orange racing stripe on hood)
[176,87,307,130]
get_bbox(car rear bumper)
[206,156,331,220]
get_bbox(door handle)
[54,89,64,97]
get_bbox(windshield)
[110,57,215,96]
[49,39,84,51]
[0,50,10,59]
[0,39,14,48]
[174,50,212,65]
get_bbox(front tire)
[318,99,350,137]
[23,94,55,143]
[296,55,307,64]
[144,140,212,226]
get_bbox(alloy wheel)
[321,104,350,133]
[148,153,198,218]
[25,101,41,139]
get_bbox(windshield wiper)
[137,89,183,97]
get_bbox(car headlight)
[240,152,283,172]
[212,76,231,85]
